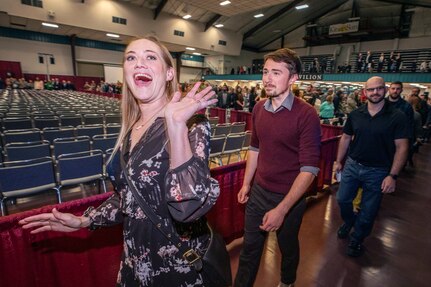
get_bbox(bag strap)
[119,148,204,271]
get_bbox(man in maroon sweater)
[234,49,321,287]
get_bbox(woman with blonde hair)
[20,36,225,286]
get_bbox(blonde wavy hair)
[109,36,178,162]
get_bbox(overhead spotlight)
[42,22,59,28]
[254,13,264,18]
[215,24,224,28]
[106,33,120,38]
[186,47,196,51]
[183,14,192,19]
[220,1,231,6]
[295,4,309,10]
[193,52,201,55]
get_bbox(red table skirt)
[0,136,340,287]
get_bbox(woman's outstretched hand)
[165,82,217,125]
[19,208,89,234]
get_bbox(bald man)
[334,76,409,257]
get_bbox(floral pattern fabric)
[86,117,219,286]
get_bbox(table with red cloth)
[0,163,246,287]
[0,135,341,287]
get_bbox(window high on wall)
[21,0,43,8]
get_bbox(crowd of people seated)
[0,76,76,90]
[83,80,123,94]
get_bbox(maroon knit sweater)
[250,97,321,194]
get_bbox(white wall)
[75,46,123,66]
[0,36,125,76]
[179,67,202,83]
[205,55,225,75]
[0,37,73,75]
[410,7,431,37]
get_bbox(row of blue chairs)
[0,149,116,216]
[1,133,118,162]
[211,122,246,136]
[210,131,252,166]
[1,124,121,147]
[1,114,121,130]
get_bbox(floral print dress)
[85,116,220,287]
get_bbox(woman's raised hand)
[19,208,89,234]
[165,82,217,125]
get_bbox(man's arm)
[237,149,258,203]
[334,133,352,172]
[381,138,409,193]
[260,171,315,232]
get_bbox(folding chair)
[92,133,118,153]
[83,114,105,125]
[57,150,107,194]
[209,135,226,166]
[43,126,76,145]
[60,115,82,127]
[230,122,246,134]
[5,140,51,161]
[213,123,231,136]
[34,116,60,129]
[53,136,91,158]
[241,130,252,157]
[2,117,33,130]
[106,123,121,134]
[208,117,219,126]
[222,133,246,164]
[0,157,60,216]
[76,124,104,139]
[105,113,121,124]
[2,129,42,145]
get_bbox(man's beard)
[389,93,400,100]
[265,85,279,98]
[368,93,385,104]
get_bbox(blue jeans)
[234,184,306,287]
[336,157,389,243]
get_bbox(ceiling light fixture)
[42,22,59,28]
[193,52,201,55]
[220,1,231,6]
[215,24,224,28]
[106,33,120,38]
[295,4,309,10]
[183,14,192,19]
[254,13,264,18]
[186,47,196,50]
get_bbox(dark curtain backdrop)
[0,61,22,79]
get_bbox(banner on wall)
[328,21,359,35]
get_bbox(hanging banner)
[328,21,359,35]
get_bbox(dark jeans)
[336,157,388,243]
[234,184,306,287]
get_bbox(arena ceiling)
[0,0,430,53]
